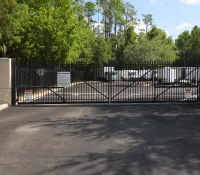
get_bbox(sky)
[92,0,200,40]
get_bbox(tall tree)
[175,26,200,64]
[147,25,166,40]
[113,0,124,36]
[124,33,176,62]
[142,14,153,34]
[124,2,136,31]
[124,26,137,46]
[93,35,112,64]
[84,1,96,25]
[175,30,191,62]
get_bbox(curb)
[0,104,9,111]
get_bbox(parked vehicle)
[138,70,148,80]
[157,67,177,84]
[172,67,199,85]
[121,70,139,81]
[138,69,157,81]
[157,67,200,85]
[95,67,117,81]
[129,70,139,80]
[115,70,122,80]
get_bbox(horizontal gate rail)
[154,85,198,88]
[154,67,198,101]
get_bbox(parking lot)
[1,104,200,175]
[18,80,198,104]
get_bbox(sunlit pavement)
[1,104,200,175]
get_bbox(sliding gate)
[13,62,199,104]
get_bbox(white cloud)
[165,30,171,37]
[181,0,200,4]
[93,22,104,31]
[176,22,192,31]
[134,22,147,34]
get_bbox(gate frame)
[13,61,200,105]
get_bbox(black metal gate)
[13,61,200,104]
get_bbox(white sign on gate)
[57,72,71,87]
[25,90,33,102]
[185,88,192,99]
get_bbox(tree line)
[0,0,199,65]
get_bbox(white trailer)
[121,70,130,80]
[184,67,198,80]
[167,67,199,85]
[129,70,139,80]
[138,69,155,80]
[138,70,148,80]
[95,67,117,81]
[175,67,182,81]
[182,67,199,84]
[121,70,138,80]
[157,67,177,84]
[115,70,122,80]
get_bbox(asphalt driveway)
[1,104,200,175]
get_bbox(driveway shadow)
[29,104,200,175]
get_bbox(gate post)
[0,58,13,105]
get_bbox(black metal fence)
[14,61,200,104]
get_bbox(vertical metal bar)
[85,64,87,103]
[49,64,51,103]
[170,63,171,102]
[33,64,36,103]
[140,62,141,101]
[162,62,166,101]
[137,62,138,102]
[48,64,50,103]
[45,65,47,103]
[71,64,73,103]
[62,65,64,103]
[11,59,17,105]
[154,62,156,102]
[20,66,24,103]
[130,61,131,102]
[108,64,111,104]
[175,66,177,102]
[122,63,123,103]
[151,61,153,102]
[197,65,199,103]
[179,65,182,101]
[93,65,95,103]
[172,64,174,102]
